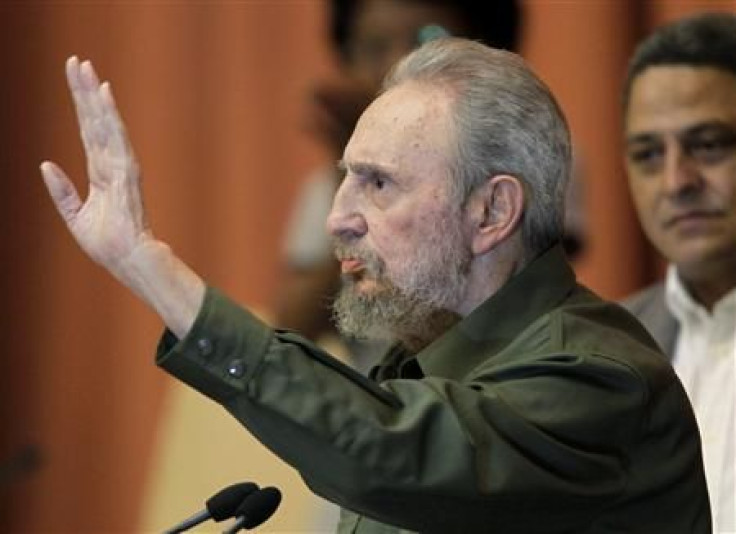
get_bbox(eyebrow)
[626,120,736,147]
[683,122,736,138]
[337,159,396,179]
[625,133,659,147]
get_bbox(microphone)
[222,486,282,533]
[164,481,259,534]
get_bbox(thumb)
[40,161,83,225]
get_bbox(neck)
[394,308,462,353]
[681,273,736,312]
[455,239,527,317]
[677,253,736,311]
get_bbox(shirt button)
[197,338,213,357]
[227,360,246,378]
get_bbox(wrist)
[111,235,205,338]
[112,231,164,281]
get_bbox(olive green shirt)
[157,246,710,533]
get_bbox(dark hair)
[623,12,736,110]
[329,0,521,62]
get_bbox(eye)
[370,174,386,190]
[627,143,664,173]
[360,169,390,192]
[685,133,736,164]
[361,169,395,209]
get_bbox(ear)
[465,174,525,255]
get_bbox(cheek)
[369,214,429,270]
[377,219,419,262]
[710,166,736,202]
[367,191,458,263]
[629,179,659,219]
[627,181,669,249]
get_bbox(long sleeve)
[156,287,679,533]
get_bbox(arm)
[40,57,203,338]
[160,289,645,533]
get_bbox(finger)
[66,56,93,152]
[66,57,106,153]
[80,58,101,89]
[80,60,108,148]
[65,55,80,92]
[80,60,105,118]
[39,161,83,225]
[100,81,133,160]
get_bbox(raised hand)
[41,56,205,337]
[40,56,152,276]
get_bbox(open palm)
[41,56,151,272]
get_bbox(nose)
[662,143,703,197]
[326,178,367,240]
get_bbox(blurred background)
[1,1,734,532]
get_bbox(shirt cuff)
[155,286,273,404]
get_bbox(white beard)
[332,214,470,352]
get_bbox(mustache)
[664,209,725,227]
[661,198,728,228]
[332,239,385,277]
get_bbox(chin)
[354,277,385,295]
[672,243,735,276]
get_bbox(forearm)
[41,58,206,340]
[117,237,205,339]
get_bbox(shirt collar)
[414,244,577,381]
[666,265,703,324]
[666,265,736,324]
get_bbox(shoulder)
[619,283,678,358]
[543,288,677,394]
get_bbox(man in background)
[622,12,736,532]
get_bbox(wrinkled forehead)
[344,82,456,171]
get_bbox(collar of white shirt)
[665,264,736,328]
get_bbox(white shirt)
[667,266,736,533]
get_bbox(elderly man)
[277,0,522,373]
[622,12,736,533]
[41,39,709,533]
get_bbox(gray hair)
[383,37,572,257]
